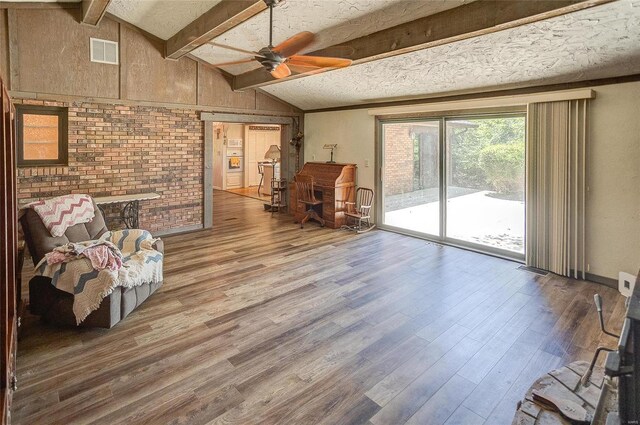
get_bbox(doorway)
[378,113,526,259]
[202,113,296,229]
[244,124,282,196]
[211,122,281,202]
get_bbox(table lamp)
[264,144,281,163]
[264,145,281,210]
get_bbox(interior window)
[17,105,68,166]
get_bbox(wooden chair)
[343,187,375,233]
[294,174,325,228]
[257,162,266,194]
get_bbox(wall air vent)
[90,38,118,65]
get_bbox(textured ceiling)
[107,0,222,40]
[13,0,638,111]
[190,0,471,75]
[0,0,79,2]
[261,1,640,110]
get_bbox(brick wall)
[15,98,203,233]
[383,124,414,196]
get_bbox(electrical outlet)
[312,154,316,160]
[364,159,370,167]
[619,271,636,297]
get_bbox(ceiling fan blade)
[287,63,322,74]
[287,55,352,69]
[208,58,256,67]
[207,41,266,58]
[273,31,315,58]
[270,63,291,79]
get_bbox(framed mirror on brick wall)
[16,105,68,167]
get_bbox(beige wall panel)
[256,91,296,114]
[586,81,640,280]
[122,25,196,105]
[0,10,8,82]
[15,8,119,98]
[198,64,255,110]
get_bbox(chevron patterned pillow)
[28,194,95,237]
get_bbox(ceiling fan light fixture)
[208,0,351,78]
[256,47,285,72]
[260,59,282,72]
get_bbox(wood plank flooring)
[225,186,271,202]
[13,190,625,424]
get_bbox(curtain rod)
[368,89,595,116]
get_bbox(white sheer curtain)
[526,99,588,279]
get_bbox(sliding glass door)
[382,121,441,237]
[380,113,526,259]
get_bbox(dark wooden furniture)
[15,243,24,333]
[294,174,324,228]
[268,178,287,214]
[1,75,18,425]
[289,162,356,229]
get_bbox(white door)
[245,126,281,187]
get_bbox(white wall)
[213,123,245,190]
[304,109,376,191]
[245,126,281,187]
[587,81,640,280]
[304,81,640,280]
[226,123,244,140]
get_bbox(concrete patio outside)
[384,188,524,254]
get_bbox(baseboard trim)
[153,224,204,237]
[585,273,617,289]
[518,265,549,276]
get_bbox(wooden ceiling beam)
[233,0,613,91]
[81,0,111,26]
[165,0,267,60]
[0,2,79,9]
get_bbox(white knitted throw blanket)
[35,229,163,324]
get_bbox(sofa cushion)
[29,275,121,328]
[21,199,107,265]
[121,281,162,319]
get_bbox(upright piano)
[290,162,357,229]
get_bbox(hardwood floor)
[225,186,271,202]
[14,190,625,425]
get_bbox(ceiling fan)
[207,0,352,79]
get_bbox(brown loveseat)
[20,199,163,328]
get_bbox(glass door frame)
[375,109,527,261]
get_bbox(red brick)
[16,99,204,232]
